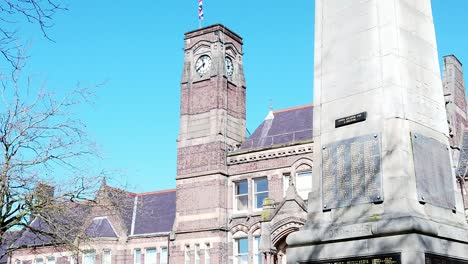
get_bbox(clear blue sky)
[11,0,468,192]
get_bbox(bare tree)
[0,66,104,259]
[1,0,67,69]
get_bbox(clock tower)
[172,24,246,263]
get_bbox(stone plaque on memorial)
[411,133,456,210]
[301,253,401,264]
[322,134,382,209]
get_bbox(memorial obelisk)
[287,1,468,263]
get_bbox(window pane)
[204,246,210,264]
[238,255,248,264]
[47,258,55,264]
[160,248,168,264]
[195,244,200,264]
[103,250,111,264]
[283,174,290,197]
[296,170,312,200]
[254,178,268,192]
[255,192,268,209]
[134,249,141,264]
[238,238,248,254]
[83,253,95,264]
[236,181,248,195]
[254,237,261,264]
[146,249,156,264]
[185,246,190,264]
[236,195,248,211]
[36,259,43,264]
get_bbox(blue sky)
[8,0,468,192]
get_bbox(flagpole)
[198,0,203,29]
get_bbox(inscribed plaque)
[411,133,456,210]
[426,254,468,264]
[322,134,382,209]
[301,253,401,264]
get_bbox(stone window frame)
[252,177,269,211]
[233,179,249,212]
[233,236,248,264]
[252,227,262,264]
[283,159,313,200]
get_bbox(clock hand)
[196,62,204,72]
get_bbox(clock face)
[195,55,212,75]
[225,57,234,76]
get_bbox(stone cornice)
[227,143,313,165]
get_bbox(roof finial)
[269,99,273,111]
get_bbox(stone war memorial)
[287,0,468,263]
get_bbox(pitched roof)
[1,231,20,264]
[240,105,313,150]
[102,186,176,236]
[11,186,177,249]
[14,203,90,248]
[85,217,118,238]
[132,189,176,235]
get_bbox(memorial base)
[287,232,468,264]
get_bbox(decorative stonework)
[227,143,313,165]
[270,217,306,246]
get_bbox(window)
[283,173,291,197]
[184,245,190,264]
[160,248,168,264]
[204,243,210,264]
[253,177,268,209]
[235,180,248,211]
[69,255,77,264]
[194,244,200,264]
[134,249,141,264]
[15,260,21,264]
[103,250,111,264]
[253,236,261,264]
[46,258,55,264]
[145,248,156,264]
[234,238,248,264]
[83,252,95,264]
[35,259,43,264]
[296,170,312,200]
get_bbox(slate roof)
[85,217,118,238]
[1,231,20,264]
[12,186,177,249]
[132,189,176,235]
[14,203,90,248]
[240,105,313,150]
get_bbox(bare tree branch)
[0,0,67,70]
